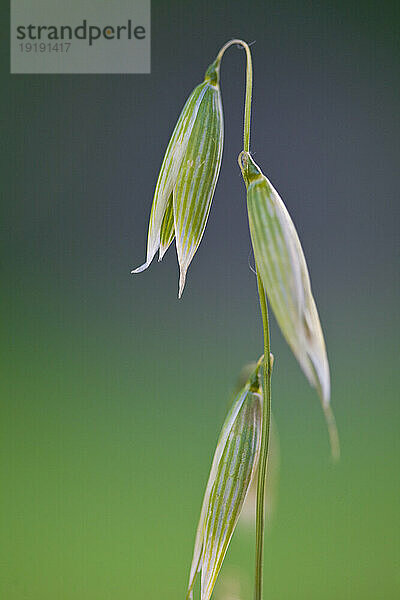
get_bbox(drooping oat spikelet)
[239,151,330,407]
[132,83,207,273]
[132,59,223,298]
[201,393,261,599]
[187,371,262,600]
[173,61,224,297]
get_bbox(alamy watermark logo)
[11,0,150,74]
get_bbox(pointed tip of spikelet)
[158,246,168,262]
[131,259,151,274]
[178,268,187,299]
[322,402,340,463]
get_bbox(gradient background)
[1,1,399,599]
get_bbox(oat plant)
[132,39,339,600]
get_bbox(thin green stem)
[217,39,271,600]
[255,269,272,600]
[216,39,253,152]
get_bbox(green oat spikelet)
[239,151,331,407]
[187,370,262,600]
[132,59,223,298]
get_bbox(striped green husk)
[201,392,261,600]
[187,380,262,600]
[132,59,224,298]
[242,152,330,405]
[133,81,209,274]
[173,82,223,297]
[187,388,249,597]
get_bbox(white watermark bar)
[11,0,150,74]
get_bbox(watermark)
[10,0,150,74]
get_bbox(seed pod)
[187,374,262,600]
[132,59,224,298]
[239,151,330,406]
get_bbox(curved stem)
[216,39,253,152]
[255,269,272,600]
[216,40,271,600]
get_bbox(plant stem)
[217,39,272,600]
[255,269,272,600]
[216,39,253,153]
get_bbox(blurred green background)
[1,1,399,598]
